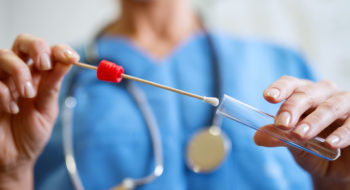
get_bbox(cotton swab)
[72,60,219,107]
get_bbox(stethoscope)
[62,27,231,190]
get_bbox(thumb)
[254,125,327,175]
[254,125,287,147]
[35,45,79,116]
[35,61,71,115]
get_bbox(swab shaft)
[73,62,97,70]
[121,74,203,100]
[72,62,217,105]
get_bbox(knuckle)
[280,97,305,115]
[297,79,316,89]
[16,33,30,41]
[338,91,350,99]
[295,86,311,96]
[51,86,60,94]
[32,39,48,52]
[0,83,9,96]
[281,75,296,82]
[306,96,317,107]
[13,65,29,77]
[56,43,70,49]
[320,80,338,90]
[295,87,316,105]
[282,97,298,109]
[300,79,312,84]
[0,49,11,57]
[320,101,341,115]
[306,95,317,106]
[341,125,350,138]
[52,44,69,53]
[307,108,326,122]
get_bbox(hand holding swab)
[72,61,219,107]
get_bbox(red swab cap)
[97,60,124,83]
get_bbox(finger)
[12,33,52,71]
[293,91,350,140]
[51,44,80,64]
[274,81,337,129]
[6,78,20,100]
[0,81,19,114]
[326,117,350,149]
[254,131,285,147]
[0,49,35,98]
[35,61,72,117]
[264,76,308,103]
[253,125,286,147]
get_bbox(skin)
[0,35,79,189]
[0,1,349,190]
[255,76,350,189]
[103,0,200,59]
[0,0,199,189]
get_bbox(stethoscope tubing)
[62,27,222,190]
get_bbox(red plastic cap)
[97,60,124,83]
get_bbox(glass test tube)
[216,94,341,161]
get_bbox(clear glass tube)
[216,94,340,161]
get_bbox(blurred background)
[0,0,349,89]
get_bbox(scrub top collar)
[95,31,207,78]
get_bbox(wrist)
[0,164,33,190]
[313,176,350,190]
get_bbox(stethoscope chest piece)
[186,126,231,173]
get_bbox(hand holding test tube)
[217,94,340,160]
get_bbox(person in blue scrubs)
[0,0,350,189]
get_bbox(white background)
[1,0,349,90]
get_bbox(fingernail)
[294,124,310,137]
[9,101,19,114]
[39,53,52,70]
[275,112,291,128]
[24,81,35,98]
[64,49,79,61]
[265,88,280,99]
[327,135,340,146]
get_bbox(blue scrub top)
[34,31,315,190]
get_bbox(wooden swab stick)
[72,62,219,107]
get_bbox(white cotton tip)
[203,97,220,107]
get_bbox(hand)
[0,34,79,189]
[254,76,350,189]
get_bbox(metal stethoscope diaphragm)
[62,29,230,190]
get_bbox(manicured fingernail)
[327,135,340,146]
[39,53,52,70]
[294,124,310,137]
[24,81,35,98]
[9,101,19,114]
[275,112,291,128]
[64,49,79,60]
[265,88,280,99]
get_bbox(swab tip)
[203,97,220,107]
